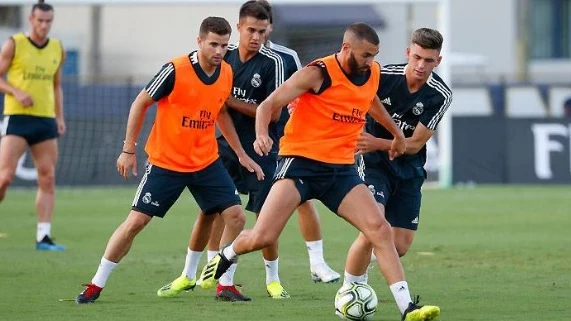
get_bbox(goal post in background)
[2,0,452,188]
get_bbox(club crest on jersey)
[412,102,424,115]
[251,73,262,88]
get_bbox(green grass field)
[1,186,569,321]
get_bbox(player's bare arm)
[403,122,434,154]
[0,38,33,107]
[357,123,434,156]
[217,105,264,180]
[367,96,406,159]
[355,132,391,155]
[54,47,66,135]
[225,96,280,122]
[253,65,324,156]
[116,89,155,179]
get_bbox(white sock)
[37,222,51,242]
[306,240,325,266]
[219,263,237,286]
[343,270,368,286]
[182,248,202,280]
[389,281,412,315]
[207,250,218,262]
[91,257,118,288]
[264,258,280,284]
[222,244,237,261]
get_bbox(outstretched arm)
[254,66,324,156]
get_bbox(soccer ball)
[334,282,378,321]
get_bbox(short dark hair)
[32,1,53,14]
[411,28,443,51]
[346,22,379,46]
[256,0,273,24]
[239,1,270,22]
[199,17,232,38]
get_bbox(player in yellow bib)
[0,2,66,251]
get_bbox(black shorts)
[1,115,58,145]
[273,156,363,214]
[358,156,424,231]
[217,138,277,213]
[131,159,241,217]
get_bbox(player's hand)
[56,118,66,135]
[388,135,406,160]
[253,134,273,156]
[13,90,33,107]
[355,132,378,155]
[116,152,138,179]
[287,98,299,115]
[238,154,265,181]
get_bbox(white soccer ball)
[334,282,378,321]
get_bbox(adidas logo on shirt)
[381,97,391,105]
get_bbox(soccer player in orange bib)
[199,23,440,321]
[75,16,262,304]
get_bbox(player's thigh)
[336,184,388,236]
[29,139,58,177]
[0,135,28,179]
[385,176,423,231]
[188,158,242,216]
[131,164,187,218]
[319,166,365,215]
[254,178,301,241]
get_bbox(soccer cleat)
[199,253,234,289]
[215,284,252,302]
[75,283,103,304]
[402,296,440,321]
[36,235,65,251]
[266,281,290,299]
[311,262,341,283]
[157,275,196,298]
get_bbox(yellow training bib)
[3,33,62,118]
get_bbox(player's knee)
[251,230,273,249]
[0,171,15,188]
[36,168,55,192]
[394,234,414,257]
[395,244,410,257]
[123,213,151,235]
[222,206,246,230]
[362,219,392,244]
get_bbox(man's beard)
[348,52,368,76]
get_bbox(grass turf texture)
[1,186,569,321]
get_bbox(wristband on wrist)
[123,140,137,146]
